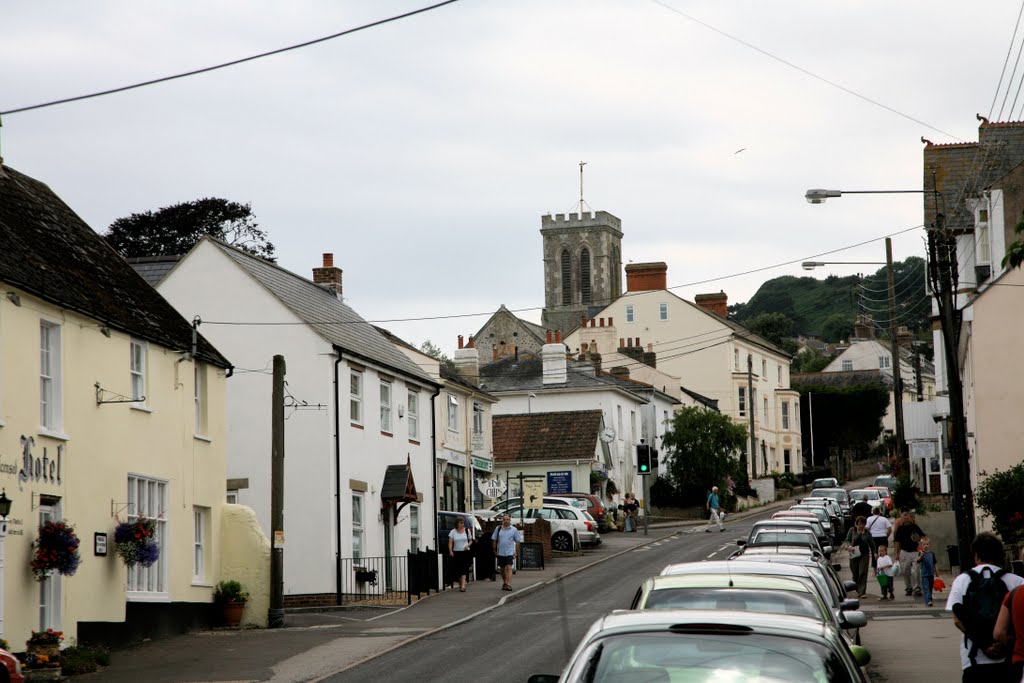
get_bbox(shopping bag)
[891,561,901,576]
[933,577,946,592]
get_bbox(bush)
[976,463,1024,543]
[892,476,921,512]
[60,646,111,676]
[771,471,800,490]
[214,579,249,603]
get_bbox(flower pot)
[221,600,246,627]
[28,643,59,659]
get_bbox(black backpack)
[956,566,1009,664]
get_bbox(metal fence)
[339,549,442,605]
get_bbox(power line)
[990,0,1024,120]
[0,1,461,116]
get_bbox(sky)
[1,0,1017,357]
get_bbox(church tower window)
[580,248,592,304]
[561,249,572,305]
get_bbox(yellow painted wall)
[219,504,270,628]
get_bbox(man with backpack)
[946,532,1024,681]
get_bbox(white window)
[473,402,484,436]
[794,402,800,429]
[352,493,364,559]
[447,394,459,432]
[763,397,769,423]
[659,303,668,321]
[841,360,853,371]
[127,474,168,595]
[879,356,891,369]
[782,401,790,430]
[617,405,623,439]
[193,507,207,581]
[226,490,238,504]
[408,390,419,440]
[350,371,362,424]
[978,210,991,264]
[734,349,739,371]
[410,504,420,553]
[130,338,147,402]
[40,321,62,431]
[777,365,782,384]
[738,387,746,417]
[626,304,634,323]
[380,381,392,433]
[194,364,207,436]
[761,358,767,377]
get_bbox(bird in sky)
[733,148,747,155]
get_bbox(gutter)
[333,347,343,605]
[430,385,442,559]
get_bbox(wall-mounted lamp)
[5,292,21,307]
[0,489,12,532]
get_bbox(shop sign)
[471,457,492,473]
[18,435,63,490]
[547,470,572,494]
[479,477,506,499]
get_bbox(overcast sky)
[1,1,1015,356]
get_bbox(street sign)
[547,470,572,494]
[471,457,492,473]
[524,479,544,509]
[479,477,506,499]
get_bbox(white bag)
[849,545,861,559]
[891,561,901,576]
[719,511,726,523]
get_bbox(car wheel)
[552,531,573,552]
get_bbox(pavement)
[72,477,966,682]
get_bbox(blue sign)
[547,470,572,494]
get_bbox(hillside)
[730,256,928,341]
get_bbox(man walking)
[947,532,1024,681]
[491,514,523,592]
[705,486,724,533]
[893,508,925,597]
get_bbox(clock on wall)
[599,427,616,443]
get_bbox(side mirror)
[823,546,833,557]
[841,610,868,629]
[736,540,746,547]
[832,563,842,573]
[840,598,861,611]
[849,644,872,667]
[528,676,561,683]
[844,580,857,593]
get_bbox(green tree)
[820,313,854,343]
[419,340,456,373]
[1004,213,1024,270]
[105,198,276,261]
[791,348,833,373]
[792,382,889,465]
[659,406,747,506]
[745,312,794,347]
[975,463,1024,542]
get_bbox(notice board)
[518,542,545,570]
[546,470,572,494]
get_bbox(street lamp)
[803,248,906,479]
[805,185,976,574]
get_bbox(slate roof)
[479,356,648,400]
[682,387,719,411]
[381,462,417,502]
[0,164,230,368]
[493,410,603,463]
[791,370,889,389]
[125,255,182,288]
[206,238,437,386]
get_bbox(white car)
[504,504,601,550]
[472,496,584,520]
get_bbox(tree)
[820,313,854,343]
[792,382,889,466]
[1004,213,1024,271]
[105,198,276,261]
[791,348,833,373]
[975,463,1024,542]
[745,312,794,347]
[659,406,748,506]
[419,340,456,373]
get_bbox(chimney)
[542,334,568,385]
[610,366,630,380]
[454,335,480,384]
[694,291,728,318]
[643,342,657,369]
[625,262,668,292]
[896,326,914,349]
[312,253,343,299]
[852,315,875,340]
[589,339,602,375]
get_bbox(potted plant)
[113,517,160,568]
[214,580,249,627]
[30,520,81,581]
[26,629,63,659]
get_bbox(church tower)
[540,210,623,335]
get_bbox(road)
[328,522,752,682]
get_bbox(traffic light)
[638,444,652,475]
[651,448,659,470]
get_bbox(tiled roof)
[206,239,437,385]
[381,462,417,502]
[0,164,230,368]
[479,356,647,400]
[493,410,603,463]
[682,387,719,411]
[125,255,182,287]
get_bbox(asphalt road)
[329,521,757,683]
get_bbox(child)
[918,536,937,607]
[876,544,895,600]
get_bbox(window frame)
[879,356,891,370]
[625,304,635,323]
[472,401,484,436]
[409,504,420,553]
[127,474,169,598]
[352,493,364,560]
[380,380,392,434]
[782,401,790,430]
[192,506,207,582]
[40,320,63,432]
[658,303,668,321]
[130,338,147,404]
[408,390,419,440]
[194,363,208,437]
[841,359,853,372]
[447,394,459,433]
[350,370,363,424]
[738,386,746,417]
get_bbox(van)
[437,511,483,547]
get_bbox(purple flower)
[137,541,160,568]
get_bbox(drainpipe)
[333,348,343,605]
[430,386,441,556]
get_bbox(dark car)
[552,492,609,532]
[437,511,484,547]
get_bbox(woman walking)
[845,516,876,598]
[447,516,474,592]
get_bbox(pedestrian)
[491,513,524,592]
[845,515,875,598]
[946,531,1024,682]
[865,505,892,562]
[893,508,925,597]
[875,544,895,600]
[447,516,474,592]
[705,486,724,533]
[918,535,938,607]
[994,547,1024,683]
[619,493,636,532]
[627,493,641,532]
[851,494,873,521]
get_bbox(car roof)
[814,488,848,495]
[732,553,827,567]
[661,560,815,579]
[849,489,879,496]
[774,511,818,518]
[646,573,815,592]
[738,546,820,557]
[588,608,831,638]
[754,519,816,527]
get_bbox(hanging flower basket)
[113,517,160,568]
[30,521,81,581]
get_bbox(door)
[39,505,62,632]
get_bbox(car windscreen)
[641,588,821,620]
[750,531,817,547]
[817,490,849,504]
[576,631,856,683]
[849,490,881,500]
[792,508,829,523]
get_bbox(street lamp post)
[806,186,976,572]
[802,238,907,478]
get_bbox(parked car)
[789,505,842,544]
[659,560,868,641]
[436,510,484,547]
[864,485,894,512]
[873,474,899,491]
[746,519,832,556]
[811,477,839,489]
[774,509,835,544]
[504,504,600,550]
[740,528,829,558]
[798,496,845,533]
[848,488,885,516]
[527,609,871,683]
[471,496,583,520]
[812,487,852,527]
[552,492,609,532]
[0,647,24,683]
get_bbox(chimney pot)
[323,253,333,267]
[468,335,475,349]
[458,335,464,349]
[555,330,562,344]
[599,317,605,327]
[546,330,552,344]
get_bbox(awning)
[381,456,418,521]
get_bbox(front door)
[39,505,62,632]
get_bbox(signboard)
[274,530,285,549]
[547,471,572,495]
[591,461,607,474]
[479,477,506,499]
[471,457,492,473]
[518,542,545,570]
[523,479,544,509]
[471,433,486,451]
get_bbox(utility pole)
[885,238,908,476]
[747,354,757,480]
[269,355,285,628]
[928,216,976,570]
[912,344,924,401]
